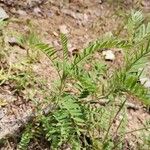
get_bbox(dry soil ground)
[0,0,150,149]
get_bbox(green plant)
[18,125,33,150]
[18,11,150,149]
[17,27,41,63]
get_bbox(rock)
[0,7,9,19]
[33,7,42,15]
[0,109,5,119]
[7,37,17,44]
[139,77,150,88]
[17,10,27,16]
[52,31,58,37]
[98,0,103,4]
[59,25,69,34]
[102,50,115,61]
[139,64,150,79]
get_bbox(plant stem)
[112,126,150,149]
[103,99,126,144]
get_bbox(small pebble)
[102,50,115,61]
[139,77,150,88]
[59,25,69,34]
[17,10,27,16]
[34,7,42,15]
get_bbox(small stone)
[59,25,69,34]
[7,37,17,44]
[0,109,5,119]
[0,7,9,19]
[139,77,150,88]
[33,7,41,14]
[53,31,58,37]
[10,8,17,14]
[17,10,27,16]
[102,50,115,61]
[98,0,103,4]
